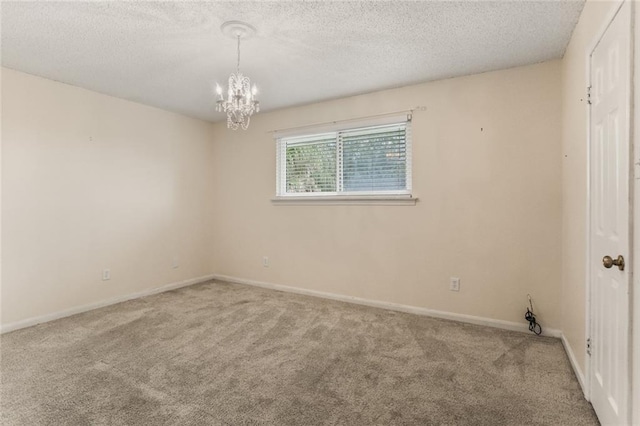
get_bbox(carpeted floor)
[1,280,598,425]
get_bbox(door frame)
[584,0,635,423]
[633,3,640,424]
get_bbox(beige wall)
[1,68,215,325]
[1,61,564,332]
[211,60,563,328]
[561,0,620,376]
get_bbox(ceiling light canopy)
[215,21,260,130]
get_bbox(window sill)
[271,195,418,206]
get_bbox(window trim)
[271,194,418,206]
[275,113,413,202]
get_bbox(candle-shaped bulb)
[252,85,258,96]
[216,84,222,96]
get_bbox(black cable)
[525,308,542,335]
[525,294,542,335]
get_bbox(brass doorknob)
[603,255,625,271]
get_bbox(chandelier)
[215,21,260,130]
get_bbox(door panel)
[589,1,631,425]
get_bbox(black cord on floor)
[525,308,542,335]
[525,294,542,335]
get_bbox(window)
[275,116,412,199]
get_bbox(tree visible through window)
[277,121,411,197]
[285,138,336,193]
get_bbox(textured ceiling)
[1,1,585,122]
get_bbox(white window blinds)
[276,117,412,197]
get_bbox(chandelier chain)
[236,35,241,74]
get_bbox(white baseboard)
[211,274,562,338]
[2,271,565,341]
[0,274,217,334]
[561,333,588,399]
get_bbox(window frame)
[274,114,413,203]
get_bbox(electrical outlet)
[172,256,179,269]
[102,269,111,281]
[263,256,269,268]
[450,277,460,292]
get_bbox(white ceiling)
[1,1,585,123]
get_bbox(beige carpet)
[1,280,598,425]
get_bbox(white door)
[589,1,632,425]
